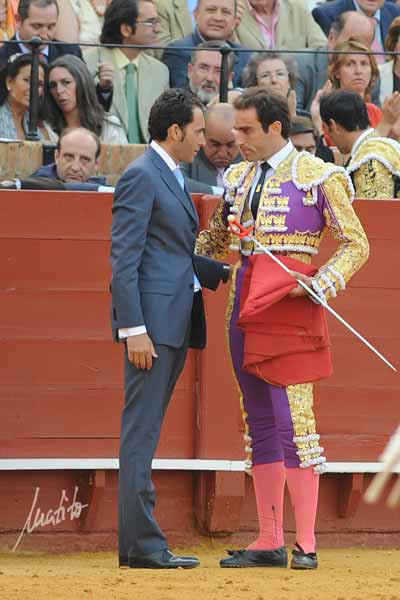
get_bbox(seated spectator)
[296,11,376,112]
[45,55,127,144]
[163,0,249,88]
[181,102,240,188]
[242,51,298,115]
[0,53,54,139]
[0,0,83,65]
[0,126,115,189]
[32,126,112,187]
[379,16,400,103]
[188,40,235,106]
[320,89,400,198]
[84,0,169,143]
[236,0,326,50]
[329,37,381,127]
[289,116,317,154]
[312,0,400,65]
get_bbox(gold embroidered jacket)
[347,133,400,199]
[196,150,370,302]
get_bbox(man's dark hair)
[320,90,370,132]
[234,87,291,139]
[290,115,318,144]
[100,0,139,45]
[58,127,102,160]
[148,89,204,142]
[17,0,59,20]
[191,40,235,73]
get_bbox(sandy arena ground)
[1,544,400,600]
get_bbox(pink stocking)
[285,466,319,554]
[247,461,286,550]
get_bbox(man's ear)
[120,23,134,39]
[267,120,282,136]
[328,118,340,134]
[188,62,193,78]
[54,149,60,162]
[167,123,183,142]
[15,14,22,28]
[193,8,199,25]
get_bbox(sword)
[227,215,397,373]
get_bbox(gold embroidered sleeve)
[353,160,395,199]
[195,198,232,260]
[312,173,370,302]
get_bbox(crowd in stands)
[0,0,399,195]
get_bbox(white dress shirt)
[247,140,294,210]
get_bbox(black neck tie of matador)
[251,161,270,221]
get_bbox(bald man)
[181,103,241,188]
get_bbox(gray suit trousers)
[118,334,190,558]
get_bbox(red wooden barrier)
[1,190,399,550]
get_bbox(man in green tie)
[84,0,170,143]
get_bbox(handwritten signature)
[12,486,89,552]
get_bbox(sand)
[1,545,400,600]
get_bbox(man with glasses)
[84,0,169,143]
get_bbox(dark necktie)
[251,162,270,220]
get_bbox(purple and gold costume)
[196,148,369,474]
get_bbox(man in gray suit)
[111,89,230,569]
[182,103,241,189]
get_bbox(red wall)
[1,191,399,550]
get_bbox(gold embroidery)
[353,159,395,199]
[286,383,324,466]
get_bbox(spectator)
[379,16,400,102]
[31,127,111,187]
[188,40,235,106]
[181,102,240,187]
[320,89,400,198]
[235,0,326,50]
[54,0,105,44]
[296,11,376,112]
[0,53,54,139]
[163,0,249,88]
[0,0,83,65]
[329,37,381,125]
[242,51,298,115]
[312,0,400,65]
[45,55,127,143]
[289,116,318,154]
[84,0,169,143]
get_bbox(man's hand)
[97,61,115,90]
[288,271,313,298]
[126,333,158,370]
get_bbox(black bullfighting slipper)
[220,547,288,568]
[290,543,318,570]
[119,549,199,569]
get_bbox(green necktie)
[125,62,141,143]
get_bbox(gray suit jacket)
[111,147,225,349]
[181,149,220,187]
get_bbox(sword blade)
[250,237,397,373]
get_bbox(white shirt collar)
[150,140,179,172]
[260,140,294,171]
[351,127,374,156]
[15,31,49,55]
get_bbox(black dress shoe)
[290,543,318,570]
[120,549,199,569]
[220,547,288,568]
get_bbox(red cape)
[237,254,332,386]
